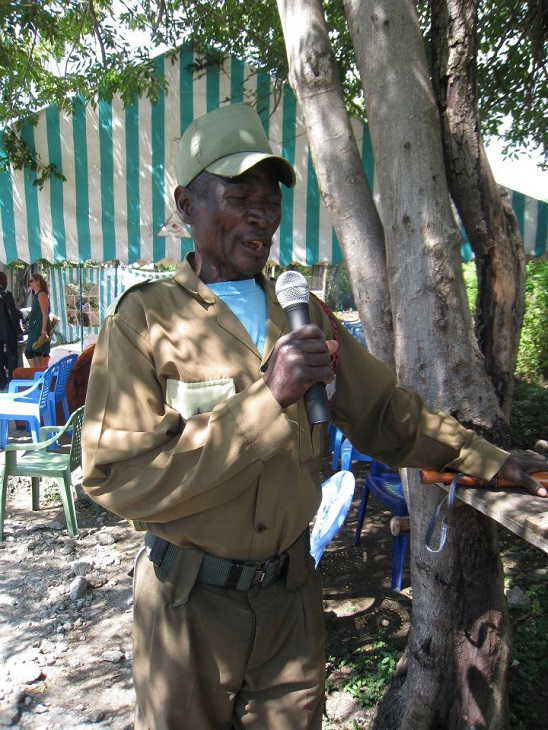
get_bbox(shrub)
[463,260,548,385]
[515,260,548,383]
[326,264,355,312]
[509,380,548,448]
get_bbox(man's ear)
[174,186,192,222]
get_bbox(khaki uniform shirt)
[82,258,508,561]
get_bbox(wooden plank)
[434,482,548,555]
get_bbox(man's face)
[176,161,283,283]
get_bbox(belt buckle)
[251,558,276,586]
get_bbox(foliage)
[2,122,67,187]
[0,0,168,184]
[417,0,547,163]
[325,633,399,708]
[326,264,355,312]
[463,259,548,384]
[509,380,548,448]
[476,1,547,164]
[515,260,548,382]
[462,259,548,447]
[1,0,545,174]
[462,261,478,316]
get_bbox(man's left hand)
[495,450,548,498]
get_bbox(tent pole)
[79,264,84,350]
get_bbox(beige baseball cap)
[175,103,296,188]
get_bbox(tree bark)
[277,0,515,724]
[276,0,395,367]
[430,0,526,420]
[340,1,511,727]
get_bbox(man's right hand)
[262,324,338,409]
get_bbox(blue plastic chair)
[0,364,57,448]
[341,438,409,591]
[343,319,366,347]
[45,354,78,425]
[0,406,85,539]
[339,438,372,472]
[328,423,346,470]
[8,354,78,428]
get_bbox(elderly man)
[82,103,547,730]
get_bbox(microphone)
[275,271,332,425]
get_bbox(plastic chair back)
[37,363,56,412]
[341,438,409,591]
[359,458,409,591]
[367,459,407,509]
[69,406,85,473]
[0,363,57,447]
[53,354,78,399]
[340,438,372,472]
[48,354,79,423]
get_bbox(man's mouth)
[243,239,270,251]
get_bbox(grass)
[325,632,400,708]
[504,540,548,730]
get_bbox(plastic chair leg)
[29,417,41,444]
[340,438,353,471]
[44,401,56,427]
[0,419,8,449]
[353,483,371,546]
[0,472,8,541]
[328,423,336,452]
[41,406,59,450]
[391,534,409,591]
[331,428,344,470]
[31,477,40,511]
[59,474,78,537]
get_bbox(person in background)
[82,103,548,730]
[0,271,23,390]
[25,273,51,368]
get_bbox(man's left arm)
[307,300,548,499]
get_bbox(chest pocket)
[166,378,236,419]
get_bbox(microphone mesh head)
[275,271,310,308]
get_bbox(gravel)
[0,471,141,730]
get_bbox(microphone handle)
[284,303,332,425]
[303,382,332,425]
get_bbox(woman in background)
[25,273,51,368]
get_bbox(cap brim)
[206,151,296,188]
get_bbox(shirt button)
[255,523,267,534]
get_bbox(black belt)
[144,533,288,591]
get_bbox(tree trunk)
[276,0,395,368]
[430,0,526,420]
[342,0,512,727]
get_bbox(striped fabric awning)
[1,45,546,266]
[47,265,172,344]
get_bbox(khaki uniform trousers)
[132,537,326,729]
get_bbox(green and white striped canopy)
[1,45,546,265]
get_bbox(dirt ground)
[0,450,545,729]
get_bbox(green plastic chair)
[0,406,85,541]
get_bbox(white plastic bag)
[310,470,356,567]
